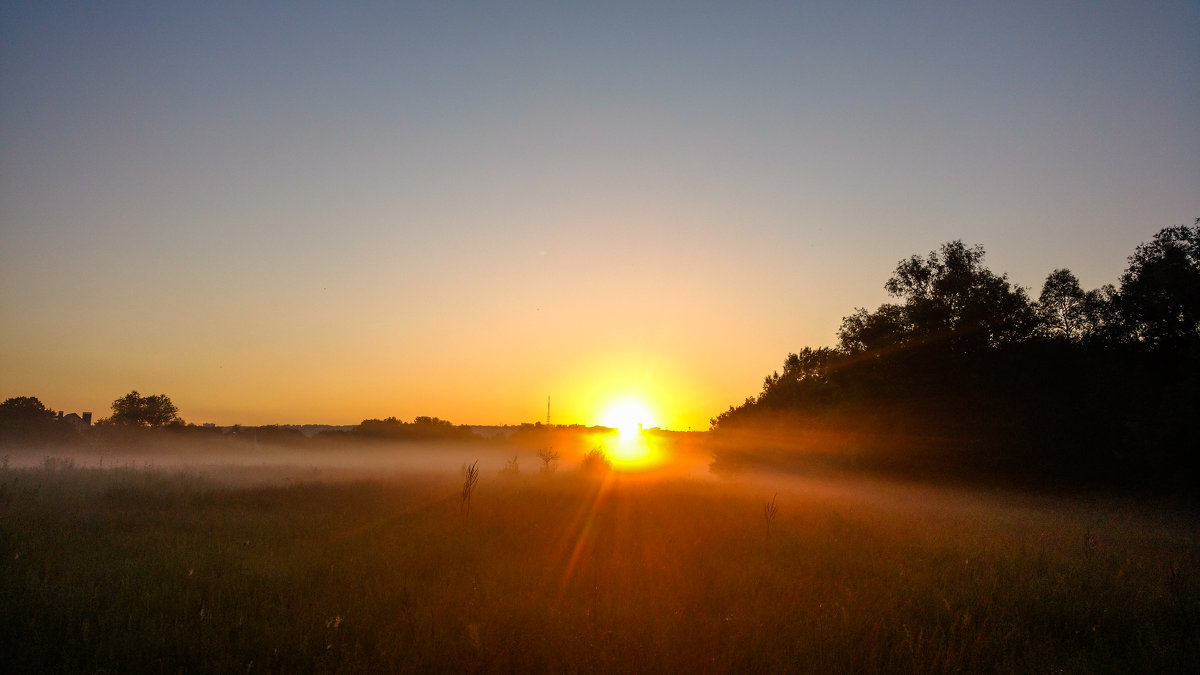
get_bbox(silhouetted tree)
[358,416,406,437]
[1039,269,1088,340]
[712,226,1200,493]
[1036,270,1124,345]
[0,396,59,439]
[249,425,306,444]
[753,347,843,412]
[1079,284,1122,345]
[1117,219,1200,350]
[106,391,180,428]
[839,241,1038,355]
[356,415,474,441]
[837,304,909,354]
[0,396,57,427]
[537,447,560,473]
[1,396,80,445]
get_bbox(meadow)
[1,450,1196,673]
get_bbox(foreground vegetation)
[2,460,1196,673]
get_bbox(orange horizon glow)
[592,396,664,469]
[603,430,664,470]
[598,397,659,435]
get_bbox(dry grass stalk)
[461,461,480,519]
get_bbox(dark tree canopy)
[1036,269,1121,344]
[715,224,1200,494]
[1117,219,1200,350]
[356,415,473,440]
[838,240,1037,355]
[0,396,59,437]
[1039,269,1087,340]
[107,391,181,428]
[0,396,75,444]
[0,396,57,425]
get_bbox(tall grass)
[461,460,480,519]
[763,493,779,547]
[0,461,1196,673]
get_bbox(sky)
[2,2,1198,429]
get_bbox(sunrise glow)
[599,398,658,438]
[595,397,662,468]
[603,429,658,469]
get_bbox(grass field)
[1,452,1197,673]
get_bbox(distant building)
[57,411,92,431]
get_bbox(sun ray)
[557,470,616,592]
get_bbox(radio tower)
[546,396,551,426]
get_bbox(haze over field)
[2,2,1198,429]
[4,439,1197,672]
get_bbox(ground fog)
[1,439,1196,673]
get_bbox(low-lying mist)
[3,427,719,485]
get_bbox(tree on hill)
[105,391,181,428]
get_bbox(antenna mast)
[546,395,551,426]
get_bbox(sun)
[600,398,657,438]
[596,397,663,469]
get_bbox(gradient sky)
[2,2,1198,429]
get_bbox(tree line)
[0,391,479,447]
[711,220,1199,492]
[0,390,183,445]
[1,391,613,451]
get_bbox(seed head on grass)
[461,461,480,519]
[763,493,779,545]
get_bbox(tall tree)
[1117,220,1200,350]
[840,241,1037,354]
[1038,269,1088,340]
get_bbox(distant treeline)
[0,391,489,448]
[0,392,618,450]
[712,220,1199,493]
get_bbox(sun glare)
[598,398,662,469]
[600,398,656,438]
